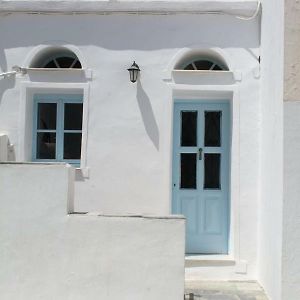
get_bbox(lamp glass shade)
[127,61,140,83]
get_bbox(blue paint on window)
[32,94,83,166]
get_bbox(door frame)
[172,99,231,254]
[169,88,240,260]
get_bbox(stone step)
[184,281,268,300]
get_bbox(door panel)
[172,101,230,254]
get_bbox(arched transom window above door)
[30,47,82,69]
[175,52,229,71]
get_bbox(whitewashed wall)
[258,0,284,299]
[0,11,261,280]
[0,163,185,300]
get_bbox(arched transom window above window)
[183,59,227,71]
[43,54,81,69]
[30,48,82,69]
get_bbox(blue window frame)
[32,94,83,166]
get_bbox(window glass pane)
[213,64,222,71]
[180,153,197,189]
[64,133,82,159]
[73,60,82,69]
[204,153,220,189]
[181,111,197,147]
[37,103,57,130]
[56,57,75,68]
[205,111,221,147]
[184,64,195,70]
[194,60,214,70]
[64,103,83,130]
[36,132,56,159]
[43,60,57,68]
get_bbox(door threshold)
[186,254,233,261]
[185,254,235,267]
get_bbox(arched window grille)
[31,49,82,69]
[179,58,228,71]
[42,54,81,69]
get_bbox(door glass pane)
[37,103,57,130]
[205,111,221,147]
[64,103,83,130]
[36,132,56,159]
[181,111,197,147]
[180,153,197,189]
[204,153,221,189]
[64,133,82,159]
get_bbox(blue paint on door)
[172,101,230,254]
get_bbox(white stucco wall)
[0,7,261,280]
[258,0,284,299]
[0,163,185,300]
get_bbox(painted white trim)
[171,70,237,85]
[0,1,259,15]
[18,81,90,171]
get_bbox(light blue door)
[172,101,230,254]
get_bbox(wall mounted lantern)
[127,61,140,83]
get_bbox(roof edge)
[0,1,259,15]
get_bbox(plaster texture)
[0,163,185,300]
[0,6,262,281]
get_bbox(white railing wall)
[0,163,185,300]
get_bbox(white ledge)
[69,212,186,220]
[185,254,235,267]
[0,1,259,15]
[171,70,237,85]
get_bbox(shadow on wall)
[136,80,159,150]
[0,15,259,52]
[0,42,7,73]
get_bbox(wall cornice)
[0,0,259,15]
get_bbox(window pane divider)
[36,129,56,133]
[33,94,83,164]
[63,130,82,133]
